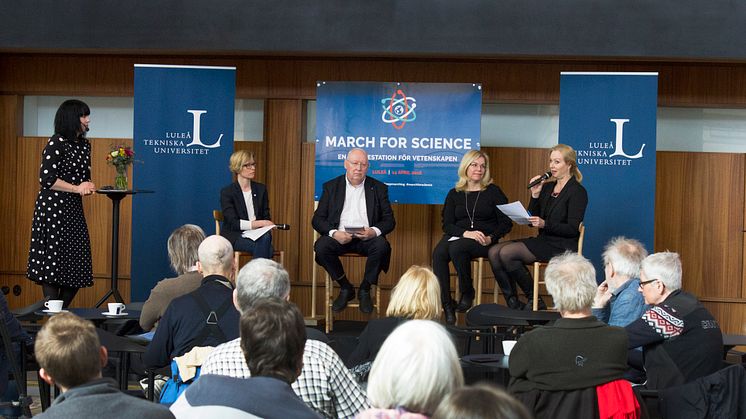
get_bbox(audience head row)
[386,265,441,320]
[167,224,205,275]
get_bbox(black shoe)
[521,297,547,311]
[444,303,457,325]
[358,289,373,314]
[506,296,526,310]
[332,287,355,312]
[456,294,474,313]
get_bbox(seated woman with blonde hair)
[356,320,463,419]
[346,265,441,370]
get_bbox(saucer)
[102,312,129,316]
[42,309,69,314]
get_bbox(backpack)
[159,286,231,404]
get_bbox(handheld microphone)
[527,171,552,189]
[275,224,290,230]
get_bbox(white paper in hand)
[497,202,532,225]
[242,225,276,241]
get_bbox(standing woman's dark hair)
[54,99,91,142]
[27,99,97,308]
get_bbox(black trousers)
[314,235,391,288]
[432,236,490,305]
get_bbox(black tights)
[488,241,537,274]
[41,283,79,308]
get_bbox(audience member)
[357,320,463,418]
[509,252,628,394]
[144,235,240,368]
[347,265,440,368]
[625,251,723,389]
[592,236,648,327]
[140,224,205,331]
[34,313,173,419]
[170,298,321,418]
[201,258,367,418]
[432,383,532,419]
[0,293,33,407]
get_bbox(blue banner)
[560,72,658,281]
[132,65,235,301]
[315,82,482,204]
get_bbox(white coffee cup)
[107,302,126,315]
[45,300,64,312]
[502,340,517,356]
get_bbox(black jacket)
[525,176,587,260]
[659,364,746,419]
[219,181,271,246]
[312,175,395,236]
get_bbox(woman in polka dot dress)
[27,99,97,308]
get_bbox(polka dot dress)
[27,134,93,288]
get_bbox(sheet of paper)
[344,226,365,235]
[497,201,532,225]
[448,236,461,242]
[242,225,276,241]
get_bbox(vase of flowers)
[106,145,135,190]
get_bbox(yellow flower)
[110,151,118,157]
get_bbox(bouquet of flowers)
[106,145,135,190]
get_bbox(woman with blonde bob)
[219,150,275,259]
[433,150,512,324]
[357,320,464,419]
[488,144,588,310]
[346,265,440,368]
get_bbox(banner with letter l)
[132,64,235,301]
[559,72,658,280]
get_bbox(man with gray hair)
[591,236,648,327]
[201,258,368,418]
[144,235,240,368]
[509,252,628,397]
[625,251,723,389]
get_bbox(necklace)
[465,190,482,229]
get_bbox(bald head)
[197,235,234,276]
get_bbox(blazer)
[220,181,271,245]
[312,175,395,237]
[526,176,588,259]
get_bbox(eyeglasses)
[242,162,257,169]
[347,160,369,168]
[469,163,487,170]
[638,278,659,288]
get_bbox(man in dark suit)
[312,148,396,313]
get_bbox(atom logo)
[381,89,417,130]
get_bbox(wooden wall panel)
[0,96,21,271]
[654,152,744,299]
[265,100,303,281]
[1,54,745,106]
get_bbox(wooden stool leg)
[532,262,540,311]
[325,272,333,333]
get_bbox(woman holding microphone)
[433,150,512,324]
[488,144,587,310]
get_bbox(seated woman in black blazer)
[219,150,274,259]
[433,150,512,324]
[488,144,587,310]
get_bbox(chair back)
[213,210,224,235]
